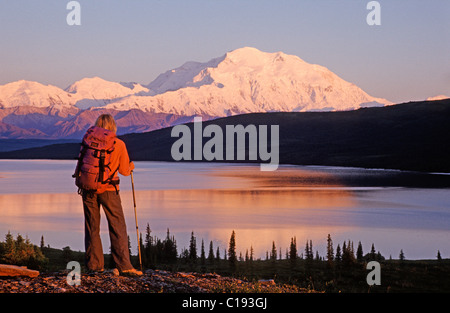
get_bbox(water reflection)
[0,160,450,259]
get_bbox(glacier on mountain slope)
[102,47,392,116]
[0,47,392,116]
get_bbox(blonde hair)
[95,114,117,133]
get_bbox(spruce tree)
[139,233,144,265]
[342,240,355,267]
[305,240,310,260]
[216,246,221,260]
[289,237,297,261]
[144,224,153,267]
[200,239,206,266]
[370,243,376,260]
[335,244,341,263]
[356,241,363,262]
[162,229,177,263]
[145,224,152,249]
[189,231,197,262]
[40,235,45,250]
[270,241,277,261]
[326,234,334,266]
[228,230,237,268]
[3,231,16,264]
[208,241,215,263]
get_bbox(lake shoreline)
[2,101,450,173]
[1,160,449,262]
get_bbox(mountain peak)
[227,46,279,57]
[64,77,149,110]
[226,46,265,57]
[66,76,101,92]
[3,80,53,90]
[0,80,74,108]
[1,47,393,118]
[223,47,305,66]
[66,76,148,94]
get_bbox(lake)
[0,159,449,261]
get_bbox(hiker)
[74,114,142,276]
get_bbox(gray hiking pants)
[82,190,133,271]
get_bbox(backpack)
[73,126,119,194]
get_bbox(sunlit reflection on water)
[1,160,450,260]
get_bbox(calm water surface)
[0,160,449,260]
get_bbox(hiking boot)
[121,268,143,277]
[111,268,120,276]
[87,268,104,275]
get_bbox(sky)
[0,0,449,104]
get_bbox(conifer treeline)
[139,224,178,268]
[0,231,48,269]
[135,225,427,270]
[1,228,444,272]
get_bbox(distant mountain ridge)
[1,99,450,175]
[0,46,398,139]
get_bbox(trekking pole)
[131,171,143,272]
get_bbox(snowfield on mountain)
[0,47,399,139]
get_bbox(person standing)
[76,114,142,276]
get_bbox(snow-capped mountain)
[65,77,149,109]
[0,80,76,109]
[105,47,392,115]
[0,47,395,139]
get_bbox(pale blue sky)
[0,0,449,103]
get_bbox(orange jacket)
[103,138,134,192]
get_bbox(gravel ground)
[0,269,312,293]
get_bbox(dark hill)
[1,99,449,173]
